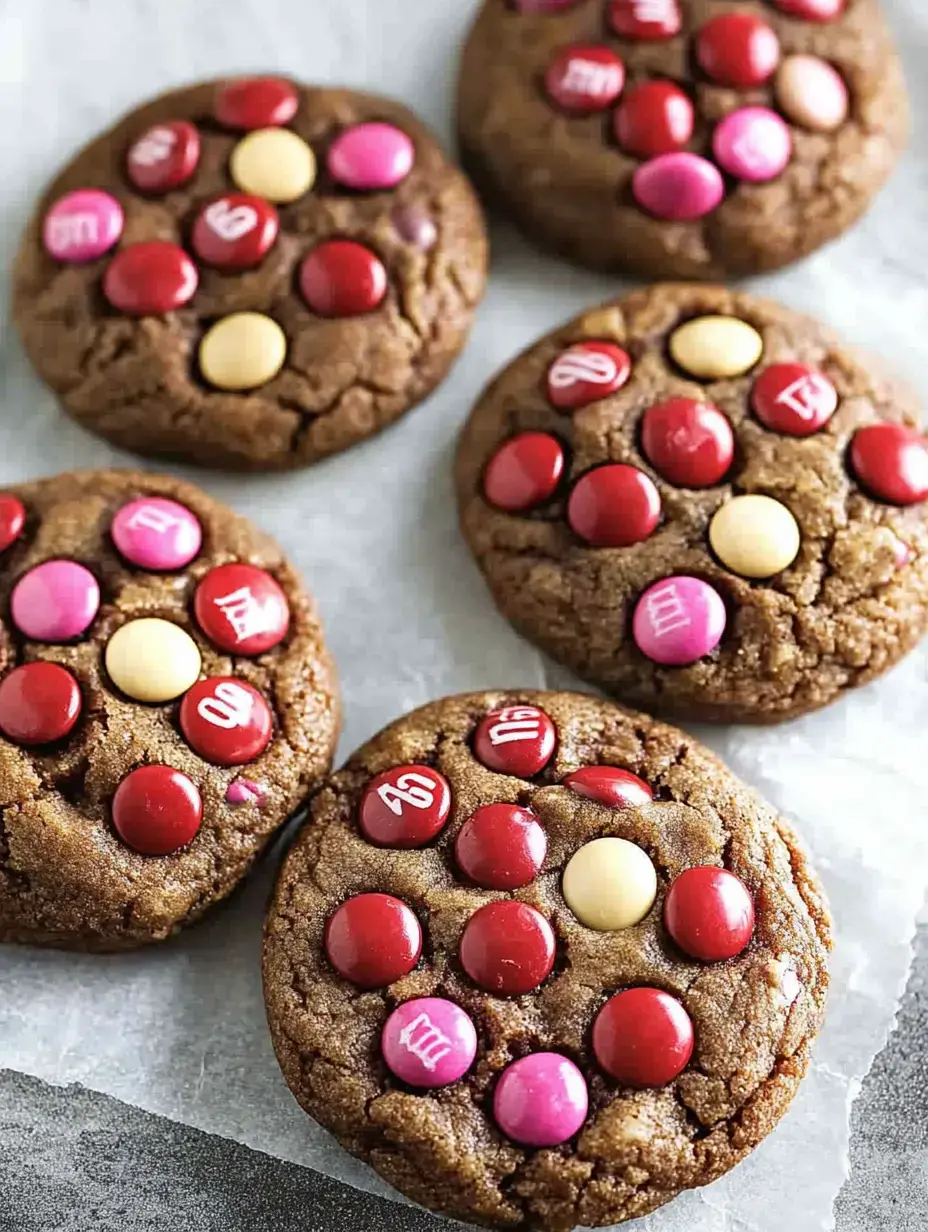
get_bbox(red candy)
[593,988,694,1087]
[179,677,273,767]
[215,77,299,130]
[194,563,290,655]
[608,0,682,40]
[126,121,200,193]
[772,0,845,19]
[0,662,82,746]
[325,892,422,988]
[850,423,928,506]
[547,342,632,411]
[473,705,556,777]
[664,866,755,962]
[483,433,565,512]
[103,242,198,315]
[568,464,661,547]
[359,765,452,848]
[564,765,653,809]
[455,803,547,889]
[696,14,780,88]
[545,45,625,114]
[614,81,694,159]
[112,765,203,856]
[299,240,387,318]
[0,495,25,554]
[459,900,556,995]
[191,195,279,271]
[752,364,838,437]
[641,397,734,488]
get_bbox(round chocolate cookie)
[0,469,338,951]
[456,285,928,724]
[13,77,487,470]
[263,690,831,1230]
[457,0,907,279]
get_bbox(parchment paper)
[1,2,927,1228]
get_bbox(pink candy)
[713,107,792,182]
[513,0,582,9]
[382,998,478,1088]
[11,560,100,642]
[493,1053,589,1147]
[328,122,415,192]
[111,498,203,571]
[632,153,724,221]
[633,576,726,666]
[225,779,267,806]
[43,189,124,263]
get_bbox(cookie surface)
[456,285,928,723]
[458,0,907,279]
[263,690,831,1230]
[0,469,338,951]
[13,78,487,470]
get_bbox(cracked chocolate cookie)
[0,469,338,951]
[457,0,907,279]
[13,77,487,470]
[456,285,928,724]
[263,690,831,1230]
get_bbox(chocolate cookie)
[456,285,928,724]
[13,77,487,470]
[0,469,338,951]
[263,690,831,1230]
[457,0,907,279]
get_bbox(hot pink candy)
[713,107,792,182]
[111,498,203,571]
[494,1053,589,1146]
[327,122,415,191]
[382,998,478,1088]
[11,560,100,642]
[43,189,124,263]
[632,153,724,221]
[633,576,726,666]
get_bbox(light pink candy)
[494,1053,588,1147]
[225,778,267,806]
[382,998,477,1089]
[632,153,724,221]
[327,122,415,191]
[11,560,100,642]
[111,498,202,571]
[633,576,726,667]
[43,189,124,263]
[713,107,792,183]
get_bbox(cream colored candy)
[776,55,849,133]
[229,128,316,203]
[670,316,763,380]
[710,494,801,579]
[199,312,286,391]
[562,837,657,931]
[105,618,202,703]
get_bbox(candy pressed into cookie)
[13,77,487,470]
[263,691,831,1230]
[0,469,338,950]
[458,0,907,279]
[456,285,928,723]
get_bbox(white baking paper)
[1,1,927,1228]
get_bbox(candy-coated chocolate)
[593,988,694,1086]
[608,0,682,40]
[710,494,800,579]
[359,765,452,848]
[126,121,200,193]
[514,0,583,9]
[562,837,657,930]
[712,107,792,183]
[776,55,849,132]
[199,312,287,391]
[641,397,734,488]
[633,576,726,666]
[194,563,290,655]
[850,423,928,506]
[110,497,202,570]
[891,534,915,570]
[225,778,267,806]
[614,81,694,159]
[11,560,100,642]
[564,765,653,809]
[669,316,763,380]
[483,433,565,512]
[547,342,632,411]
[381,998,478,1088]
[112,765,203,855]
[455,803,547,889]
[567,464,661,548]
[664,865,755,961]
[696,14,780,88]
[42,190,124,264]
[179,677,274,766]
[328,122,415,191]
[105,618,202,703]
[103,242,198,315]
[325,892,422,988]
[459,900,556,994]
[772,0,846,19]
[751,364,838,436]
[191,194,279,270]
[632,152,724,221]
[215,77,299,130]
[229,128,316,203]
[545,45,625,113]
[0,662,82,747]
[493,1054,588,1146]
[299,240,388,317]
[0,495,26,554]
[473,705,556,777]
[391,204,438,251]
